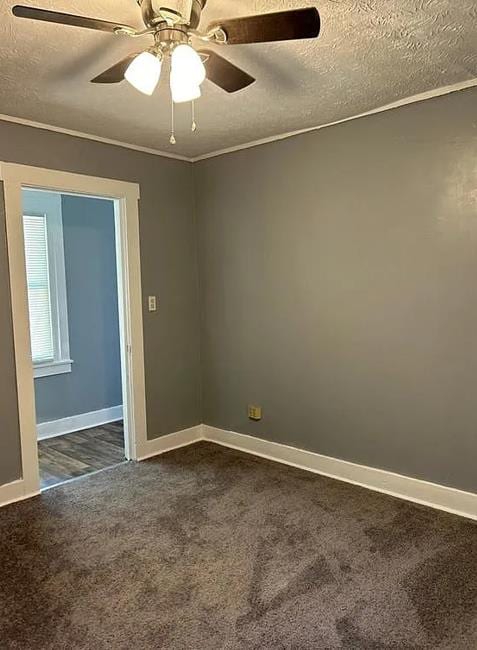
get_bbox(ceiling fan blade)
[207,7,320,45]
[12,5,136,33]
[91,53,141,84]
[200,50,255,93]
[189,0,208,29]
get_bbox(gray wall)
[27,192,122,423]
[0,121,201,485]
[195,87,477,494]
[3,88,477,494]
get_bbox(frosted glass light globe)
[171,44,206,86]
[125,51,162,95]
[170,72,201,103]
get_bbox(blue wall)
[25,191,122,423]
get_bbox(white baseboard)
[37,405,123,440]
[136,424,203,461]
[4,419,476,521]
[0,478,40,509]
[203,426,477,521]
[0,421,202,508]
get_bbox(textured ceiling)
[0,0,476,158]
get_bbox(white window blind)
[23,214,55,364]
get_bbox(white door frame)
[0,162,147,496]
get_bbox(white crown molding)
[0,79,475,164]
[0,113,191,162]
[190,78,477,162]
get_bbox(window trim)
[33,359,73,378]
[23,194,73,378]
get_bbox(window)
[23,193,72,378]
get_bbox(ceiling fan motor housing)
[137,0,207,28]
[154,24,189,51]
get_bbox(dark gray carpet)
[1,442,476,649]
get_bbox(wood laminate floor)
[38,421,125,489]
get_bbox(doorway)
[22,188,126,489]
[1,163,147,498]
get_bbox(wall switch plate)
[148,296,157,312]
[248,405,262,421]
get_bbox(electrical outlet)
[148,296,157,312]
[248,405,262,421]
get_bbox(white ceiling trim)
[0,113,191,162]
[190,78,477,162]
[0,78,475,165]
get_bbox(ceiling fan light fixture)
[170,72,201,103]
[12,2,322,143]
[171,44,206,86]
[125,50,162,95]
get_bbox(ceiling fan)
[12,1,321,142]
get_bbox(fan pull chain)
[191,100,197,133]
[170,97,176,145]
